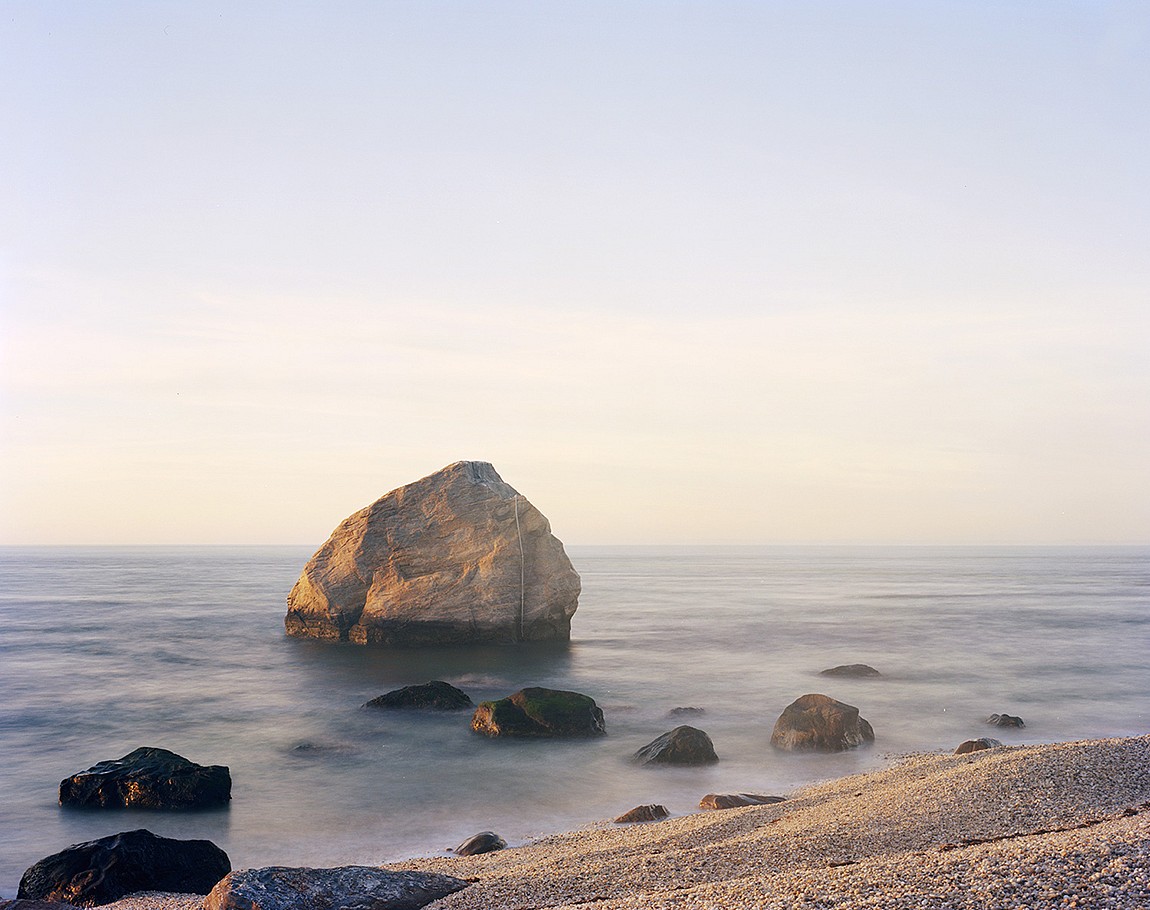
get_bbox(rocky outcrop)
[614,804,669,823]
[471,687,605,737]
[986,713,1025,728]
[699,793,786,810]
[58,747,231,809]
[203,866,467,910]
[18,829,230,905]
[285,462,580,646]
[364,681,473,711]
[770,694,875,752]
[955,738,1004,754]
[452,832,506,856]
[633,726,718,766]
[819,664,882,678]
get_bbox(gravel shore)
[97,735,1150,909]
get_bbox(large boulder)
[285,462,580,646]
[203,866,467,910]
[18,829,230,905]
[58,747,231,809]
[770,694,875,753]
[632,726,718,766]
[364,681,473,711]
[470,687,605,737]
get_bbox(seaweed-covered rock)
[819,664,881,678]
[364,681,473,711]
[955,738,1004,754]
[770,694,875,753]
[58,747,231,809]
[632,726,718,766]
[452,832,506,856]
[986,713,1025,728]
[204,866,467,910]
[17,829,230,905]
[471,687,605,738]
[614,804,669,823]
[699,793,786,810]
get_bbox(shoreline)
[86,734,1150,909]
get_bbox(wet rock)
[452,832,506,856]
[819,664,881,678]
[204,866,467,910]
[365,681,473,711]
[58,747,231,809]
[699,793,786,810]
[955,737,1004,754]
[471,687,605,738]
[614,804,669,823]
[633,726,718,766]
[0,901,82,910]
[770,694,875,753]
[285,461,580,646]
[18,829,230,906]
[986,713,1025,728]
[666,706,705,718]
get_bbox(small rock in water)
[699,793,786,810]
[364,680,473,711]
[633,726,718,766]
[614,804,669,823]
[819,664,882,678]
[667,706,705,717]
[954,738,1004,754]
[58,747,231,809]
[452,832,506,855]
[204,866,467,910]
[771,694,875,753]
[985,713,1025,728]
[471,687,606,738]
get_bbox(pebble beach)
[91,734,1150,910]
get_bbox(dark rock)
[452,832,506,856]
[633,726,718,766]
[770,694,875,753]
[365,681,473,711]
[699,793,786,810]
[471,687,605,738]
[614,804,669,823]
[819,664,881,678]
[986,713,1025,728]
[203,866,467,910]
[667,706,705,718]
[0,901,81,910]
[955,738,1004,754]
[59,747,231,810]
[17,828,230,906]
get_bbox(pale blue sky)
[2,2,1148,544]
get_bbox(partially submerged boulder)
[204,866,467,910]
[819,664,881,678]
[58,747,231,809]
[770,694,875,753]
[18,829,230,906]
[614,804,669,823]
[364,681,473,711]
[986,713,1025,728]
[955,738,1004,754]
[285,462,580,646]
[471,687,605,737]
[633,726,718,766]
[699,793,786,810]
[452,832,506,856]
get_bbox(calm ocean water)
[1,545,1147,897]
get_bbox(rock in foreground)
[204,866,467,910]
[58,747,231,809]
[955,737,1003,754]
[18,829,230,906]
[770,693,875,752]
[699,793,786,810]
[471,687,605,737]
[285,462,580,646]
[633,726,718,766]
[364,681,473,711]
[614,804,670,823]
[453,832,506,856]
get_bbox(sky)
[1,1,1148,546]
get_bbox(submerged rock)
[819,664,882,678]
[471,687,605,737]
[204,866,467,910]
[955,738,1004,754]
[986,713,1025,728]
[58,747,231,809]
[667,706,706,718]
[18,829,230,905]
[633,726,718,766]
[699,793,786,810]
[364,680,473,711]
[452,832,506,855]
[770,694,875,753]
[614,804,669,823]
[285,462,580,646]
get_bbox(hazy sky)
[2,2,1148,545]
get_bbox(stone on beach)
[58,747,231,810]
[614,804,669,823]
[364,681,473,711]
[203,866,467,910]
[699,793,786,809]
[284,461,580,646]
[471,687,605,737]
[17,829,230,906]
[955,737,1004,754]
[986,712,1025,728]
[452,832,506,856]
[819,663,882,678]
[770,693,875,752]
[632,726,718,766]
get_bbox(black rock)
[471,687,605,738]
[614,804,669,823]
[986,713,1025,728]
[204,866,468,910]
[955,738,1004,754]
[699,793,786,810]
[452,831,506,855]
[633,726,718,766]
[365,681,473,711]
[0,901,82,910]
[819,664,882,678]
[59,747,231,810]
[18,828,230,905]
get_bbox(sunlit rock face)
[285,462,580,646]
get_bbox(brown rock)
[285,462,580,646]
[819,664,881,678]
[955,737,1004,754]
[614,804,669,823]
[770,694,875,753]
[986,713,1025,728]
[633,726,718,766]
[699,793,786,810]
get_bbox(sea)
[1,545,1147,897]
